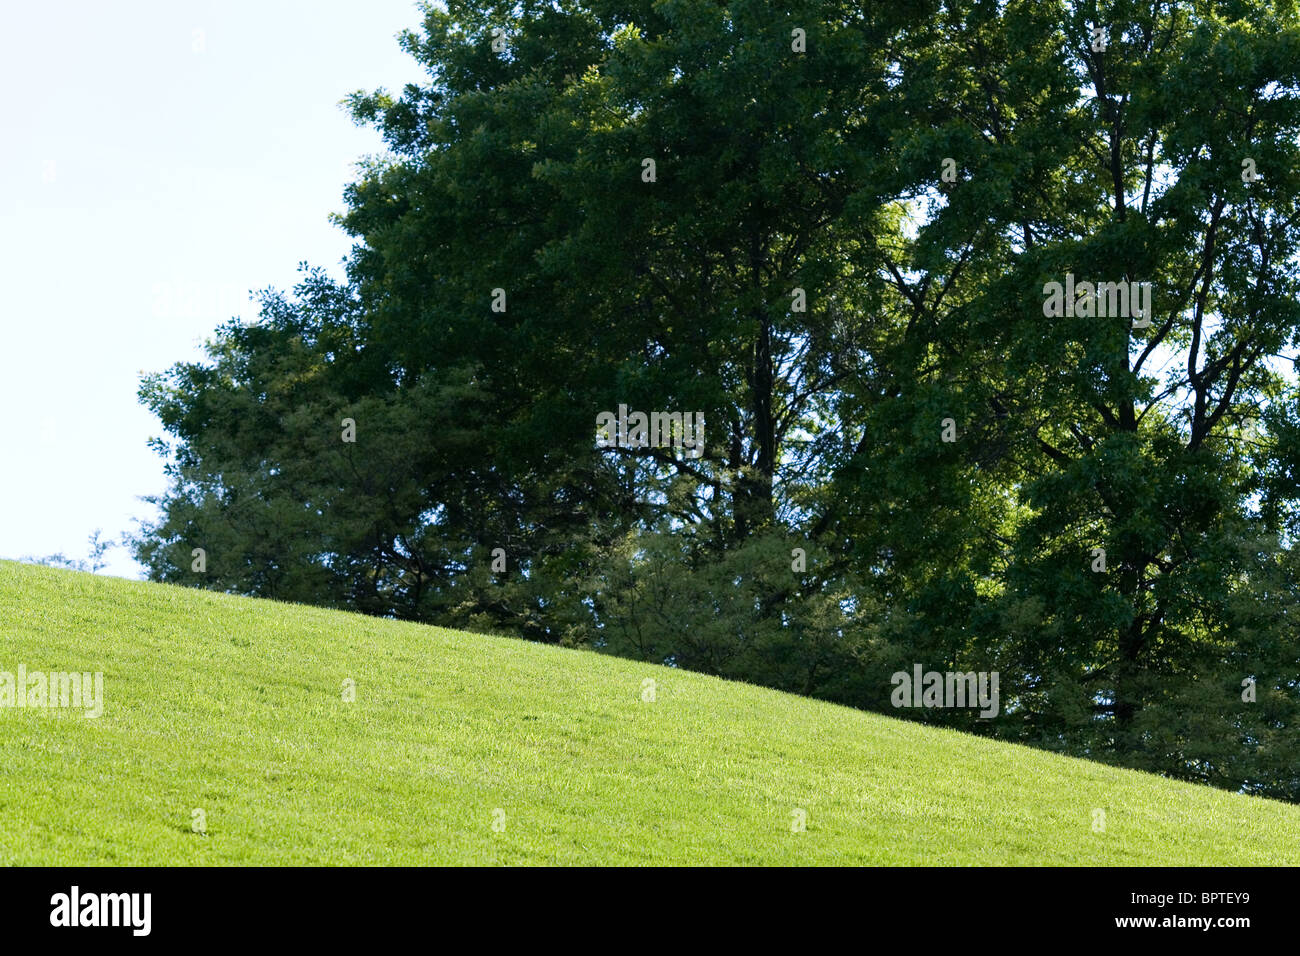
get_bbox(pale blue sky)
[1,0,428,577]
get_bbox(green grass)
[1,559,1296,865]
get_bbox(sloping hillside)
[0,560,1295,865]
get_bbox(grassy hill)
[1,559,1296,865]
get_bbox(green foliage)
[137,0,1300,801]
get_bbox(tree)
[25,529,115,574]
[137,0,1300,800]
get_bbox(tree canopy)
[137,0,1300,801]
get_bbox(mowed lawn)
[0,559,1296,865]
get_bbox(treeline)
[137,0,1300,801]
